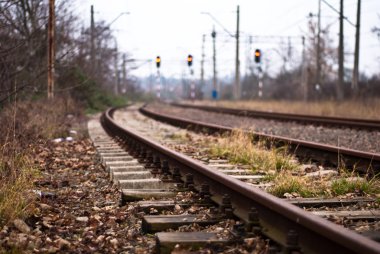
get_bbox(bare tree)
[304,17,338,99]
[0,0,127,105]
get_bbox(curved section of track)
[101,106,380,254]
[171,103,380,130]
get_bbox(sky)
[73,0,380,80]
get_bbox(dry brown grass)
[195,98,380,119]
[208,130,299,173]
[0,97,82,226]
[0,155,38,225]
[206,129,380,198]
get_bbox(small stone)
[174,204,182,211]
[16,233,29,246]
[188,206,197,213]
[345,177,366,183]
[76,216,89,223]
[305,169,338,178]
[13,219,31,234]
[42,219,53,229]
[0,226,9,234]
[215,227,224,232]
[55,237,71,249]
[40,203,53,211]
[291,192,300,198]
[95,235,105,243]
[283,193,294,198]
[110,238,118,248]
[300,164,318,173]
[92,206,101,211]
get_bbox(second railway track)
[142,103,380,173]
[88,104,380,253]
[171,102,380,130]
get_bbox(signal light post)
[155,56,161,99]
[254,49,263,98]
[211,28,217,100]
[187,54,195,101]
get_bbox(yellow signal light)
[187,54,193,67]
[254,49,261,63]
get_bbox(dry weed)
[0,96,82,226]
[209,129,299,173]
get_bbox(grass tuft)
[208,130,299,173]
[0,156,38,225]
[268,172,316,198]
[331,177,379,196]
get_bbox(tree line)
[0,0,133,109]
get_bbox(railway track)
[171,102,380,130]
[142,103,380,174]
[88,104,380,253]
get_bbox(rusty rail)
[101,106,380,254]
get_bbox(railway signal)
[187,54,193,67]
[254,49,261,63]
[156,56,161,68]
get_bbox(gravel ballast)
[145,103,380,154]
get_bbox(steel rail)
[101,106,380,254]
[171,102,380,130]
[141,105,380,173]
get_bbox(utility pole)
[200,34,205,97]
[337,0,344,100]
[114,41,119,95]
[301,36,308,101]
[47,0,55,99]
[90,5,95,72]
[316,0,322,88]
[212,27,217,99]
[352,0,361,91]
[234,5,240,100]
[122,54,127,94]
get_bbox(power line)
[274,16,308,34]
[321,0,355,26]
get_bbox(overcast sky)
[74,0,380,80]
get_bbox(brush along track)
[142,103,380,174]
[95,105,380,253]
[171,102,380,130]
